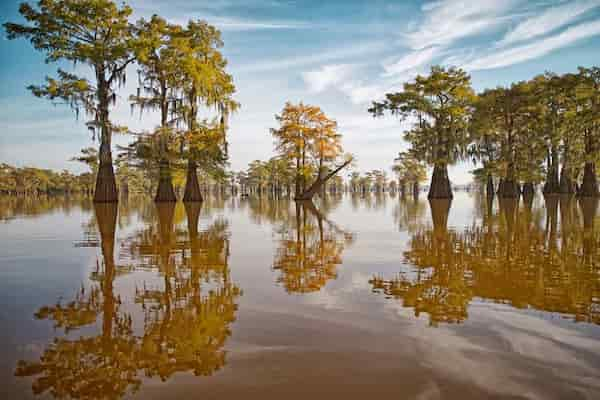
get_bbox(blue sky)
[1,0,600,184]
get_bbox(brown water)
[1,193,600,399]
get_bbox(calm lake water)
[1,192,600,399]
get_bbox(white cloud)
[467,19,600,70]
[302,64,356,93]
[236,42,387,73]
[339,81,390,105]
[403,0,519,50]
[499,0,600,46]
[204,16,310,31]
[383,46,441,77]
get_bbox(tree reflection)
[272,200,354,293]
[372,195,600,326]
[15,201,241,398]
[15,203,141,398]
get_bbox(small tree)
[271,102,352,201]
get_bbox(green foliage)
[371,66,476,168]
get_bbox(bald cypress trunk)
[543,149,559,195]
[183,160,203,202]
[559,165,577,194]
[93,70,118,203]
[94,142,118,203]
[155,159,177,202]
[486,174,494,198]
[579,162,598,197]
[522,182,535,198]
[428,164,452,199]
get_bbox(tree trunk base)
[498,179,520,198]
[486,175,494,198]
[183,162,203,202]
[521,182,535,199]
[155,179,177,202]
[93,161,118,203]
[578,162,598,197]
[428,164,452,199]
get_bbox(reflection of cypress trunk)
[94,203,118,343]
[183,160,203,202]
[184,202,202,240]
[155,159,177,202]
[412,182,419,200]
[579,162,598,197]
[428,164,452,199]
[399,180,406,198]
[543,149,559,195]
[94,72,118,203]
[429,198,451,235]
[579,197,598,264]
[499,198,517,235]
[544,196,559,248]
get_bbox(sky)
[1,0,600,184]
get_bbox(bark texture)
[578,162,598,197]
[155,160,177,202]
[93,143,118,203]
[428,164,452,199]
[543,150,560,195]
[559,166,577,194]
[295,159,352,201]
[183,160,203,202]
[521,182,535,198]
[498,179,520,198]
[486,174,494,198]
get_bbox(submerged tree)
[4,0,135,202]
[370,66,475,199]
[271,102,352,201]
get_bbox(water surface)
[1,193,599,399]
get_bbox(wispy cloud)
[302,64,356,93]
[403,0,519,50]
[499,0,600,46]
[467,19,600,70]
[383,46,441,77]
[237,42,387,73]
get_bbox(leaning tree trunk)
[155,159,177,202]
[579,162,598,197]
[295,159,352,201]
[183,160,203,202]
[94,141,118,203]
[428,164,452,199]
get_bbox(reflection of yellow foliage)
[272,201,352,293]
[372,197,600,327]
[16,200,242,398]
